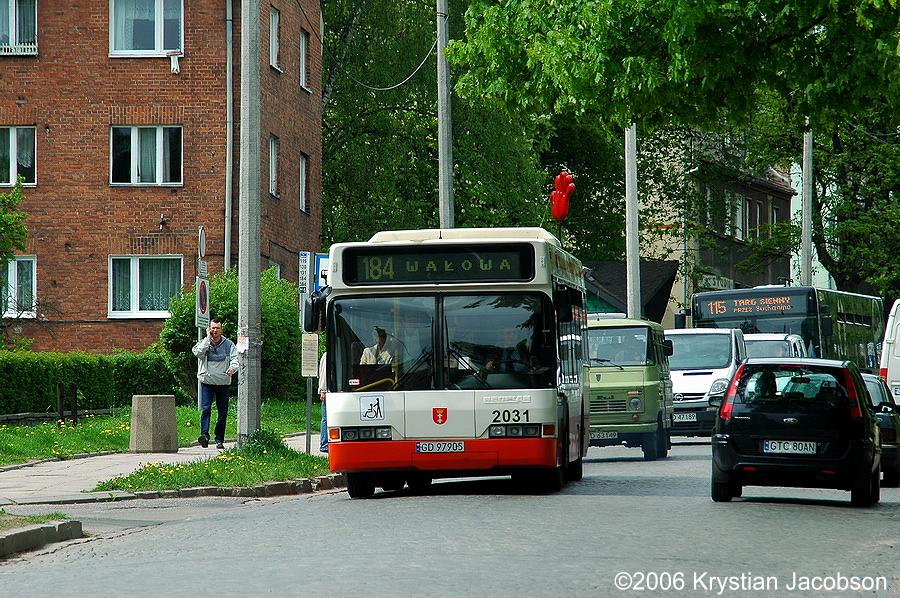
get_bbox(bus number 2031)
[491,409,530,423]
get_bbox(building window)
[0,126,35,185]
[771,205,781,229]
[269,135,279,196]
[109,255,182,317]
[269,7,280,69]
[299,30,309,88]
[1,255,36,318]
[111,0,182,55]
[110,126,182,185]
[0,0,37,55]
[299,152,308,211]
[754,202,763,239]
[732,193,746,241]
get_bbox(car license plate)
[762,440,817,455]
[590,431,618,440]
[673,413,697,422]
[416,441,464,453]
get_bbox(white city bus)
[305,227,589,498]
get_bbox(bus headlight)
[376,427,392,439]
[629,397,643,411]
[489,425,506,437]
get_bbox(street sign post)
[298,250,317,453]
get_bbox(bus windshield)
[586,327,649,366]
[667,334,733,370]
[330,293,556,392]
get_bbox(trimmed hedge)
[0,351,177,415]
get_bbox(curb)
[3,473,346,506]
[0,520,83,559]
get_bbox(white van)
[880,299,900,399]
[745,333,807,358]
[665,328,746,436]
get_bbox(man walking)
[192,317,238,449]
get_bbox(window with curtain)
[299,30,309,88]
[111,0,182,54]
[110,256,181,316]
[299,152,308,211]
[269,7,280,67]
[0,0,37,51]
[0,126,35,185]
[2,256,36,318]
[269,135,279,196]
[110,126,182,185]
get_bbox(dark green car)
[863,373,900,487]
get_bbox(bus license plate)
[590,431,618,440]
[416,441,465,453]
[673,413,697,422]
[763,440,817,455]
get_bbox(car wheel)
[850,466,879,507]
[730,480,743,498]
[883,465,900,488]
[379,475,405,492]
[566,429,584,482]
[711,467,733,502]
[655,421,669,459]
[346,473,376,499]
[872,467,881,504]
[642,430,659,461]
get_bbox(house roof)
[583,260,680,323]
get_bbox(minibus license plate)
[673,413,697,422]
[762,440,817,455]
[416,441,464,453]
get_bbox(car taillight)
[719,363,744,421]
[881,368,889,384]
[843,369,863,419]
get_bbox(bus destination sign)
[698,294,804,319]
[344,244,535,285]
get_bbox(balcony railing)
[0,42,38,56]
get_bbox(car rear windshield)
[745,339,790,358]
[736,365,849,410]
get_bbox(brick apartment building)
[0,0,322,352]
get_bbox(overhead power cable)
[296,1,440,92]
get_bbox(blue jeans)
[200,383,230,443]
[320,400,328,452]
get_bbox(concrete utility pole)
[436,0,454,228]
[800,124,813,286]
[625,123,641,319]
[237,0,262,445]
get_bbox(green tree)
[321,0,548,247]
[0,178,27,267]
[450,0,900,127]
[159,268,302,401]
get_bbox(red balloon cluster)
[550,171,575,222]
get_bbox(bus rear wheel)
[346,473,376,499]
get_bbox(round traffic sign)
[198,279,209,315]
[198,225,207,258]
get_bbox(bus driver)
[360,327,393,365]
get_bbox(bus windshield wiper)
[393,349,434,390]
[591,358,624,370]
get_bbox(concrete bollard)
[129,395,178,453]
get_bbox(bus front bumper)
[328,438,558,473]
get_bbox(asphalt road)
[2,440,898,597]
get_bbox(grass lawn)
[0,509,69,532]
[94,429,329,491]
[0,400,322,467]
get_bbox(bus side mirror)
[821,315,834,337]
[303,296,325,332]
[663,339,674,356]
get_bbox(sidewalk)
[0,433,331,507]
